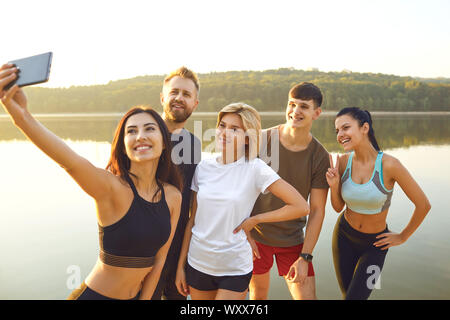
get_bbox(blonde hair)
[163,66,200,94]
[217,102,261,160]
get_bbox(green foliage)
[4,69,449,114]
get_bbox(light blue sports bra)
[341,151,393,215]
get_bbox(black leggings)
[332,212,389,300]
[67,282,141,300]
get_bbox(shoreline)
[1,111,450,119]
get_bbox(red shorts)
[252,241,315,277]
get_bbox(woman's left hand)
[233,217,260,260]
[234,217,257,234]
[373,232,406,250]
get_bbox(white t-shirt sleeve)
[190,162,201,192]
[254,158,280,194]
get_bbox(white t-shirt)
[188,156,280,276]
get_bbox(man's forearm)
[301,208,325,254]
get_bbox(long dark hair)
[106,106,183,200]
[336,107,381,151]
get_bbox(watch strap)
[300,253,313,262]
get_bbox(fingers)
[4,84,20,100]
[0,68,18,93]
[0,66,17,79]
[373,233,392,250]
[175,273,189,297]
[335,154,340,170]
[286,266,297,282]
[176,283,188,297]
[181,281,190,296]
[329,154,334,169]
[0,63,15,71]
[326,168,335,178]
[286,265,299,282]
[234,217,256,234]
[326,167,339,186]
[1,84,20,105]
[286,266,306,285]
[246,233,260,260]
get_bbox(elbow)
[422,199,432,215]
[414,196,431,216]
[334,204,345,214]
[331,198,345,213]
[298,203,310,217]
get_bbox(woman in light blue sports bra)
[326,107,431,300]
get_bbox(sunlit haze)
[2,0,449,88]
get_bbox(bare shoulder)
[381,153,403,171]
[163,183,182,213]
[339,152,350,164]
[104,171,132,199]
[338,152,350,175]
[381,153,409,182]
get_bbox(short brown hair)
[289,82,323,108]
[164,66,200,93]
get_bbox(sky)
[2,0,449,88]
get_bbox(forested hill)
[5,68,450,114]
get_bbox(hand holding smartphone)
[4,52,52,90]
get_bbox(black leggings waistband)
[67,282,141,300]
[338,212,389,241]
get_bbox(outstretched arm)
[0,64,116,201]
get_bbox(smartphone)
[5,52,53,90]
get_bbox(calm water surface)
[0,113,449,299]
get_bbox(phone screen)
[8,52,52,88]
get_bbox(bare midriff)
[344,208,389,234]
[84,258,152,299]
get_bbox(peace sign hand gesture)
[326,154,341,189]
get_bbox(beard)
[163,100,192,123]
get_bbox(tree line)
[3,68,449,114]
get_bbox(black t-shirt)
[166,129,201,260]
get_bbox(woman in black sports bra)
[0,64,183,300]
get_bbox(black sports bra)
[98,175,171,268]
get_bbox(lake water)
[0,113,449,300]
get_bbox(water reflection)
[1,114,450,152]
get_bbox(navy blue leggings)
[332,212,389,300]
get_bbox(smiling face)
[124,112,164,163]
[215,113,247,157]
[161,76,199,123]
[285,97,321,129]
[335,114,370,152]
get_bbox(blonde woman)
[175,103,310,300]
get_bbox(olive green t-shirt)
[251,127,330,247]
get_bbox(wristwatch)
[299,253,313,263]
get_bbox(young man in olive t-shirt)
[250,82,329,300]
